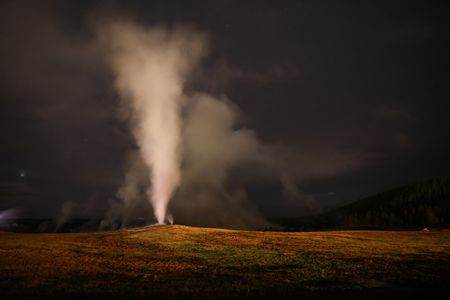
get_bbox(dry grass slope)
[1,225,450,299]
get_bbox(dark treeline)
[273,177,450,231]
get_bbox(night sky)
[1,0,449,224]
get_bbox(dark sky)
[1,0,449,220]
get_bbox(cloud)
[280,175,322,215]
[98,150,154,230]
[371,106,416,150]
[172,93,269,228]
[0,0,124,190]
[54,201,76,232]
[93,16,376,227]
[195,59,301,92]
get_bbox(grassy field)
[1,225,450,299]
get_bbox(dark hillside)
[274,177,450,230]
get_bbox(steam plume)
[97,21,206,224]
[0,208,20,230]
[96,20,355,228]
[173,93,269,228]
[54,201,76,231]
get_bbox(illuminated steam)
[95,20,338,228]
[173,93,269,228]
[97,21,206,224]
[0,208,20,230]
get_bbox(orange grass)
[1,225,450,299]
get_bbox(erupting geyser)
[98,21,206,224]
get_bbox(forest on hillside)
[275,177,450,230]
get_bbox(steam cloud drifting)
[97,21,206,224]
[96,19,330,228]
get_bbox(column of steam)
[100,22,205,224]
[139,71,182,224]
